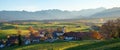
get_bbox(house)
[28,32,41,43]
[56,31,64,36]
[0,40,5,48]
[63,32,93,40]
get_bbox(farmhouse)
[63,32,93,40]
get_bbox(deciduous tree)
[100,18,120,39]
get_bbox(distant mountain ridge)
[91,7,120,18]
[0,7,120,22]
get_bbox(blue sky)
[0,0,120,11]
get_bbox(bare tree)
[100,18,120,39]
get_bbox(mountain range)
[0,7,120,22]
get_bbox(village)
[0,25,103,48]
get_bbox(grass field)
[66,39,120,50]
[0,29,29,39]
[1,39,120,50]
[0,40,97,50]
[0,22,90,39]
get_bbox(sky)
[0,0,120,11]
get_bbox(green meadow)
[1,39,120,50]
[0,22,90,39]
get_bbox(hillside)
[1,39,120,50]
[66,39,120,50]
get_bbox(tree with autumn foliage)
[17,29,22,46]
[91,30,103,40]
[100,18,120,39]
[28,26,35,33]
[28,26,35,41]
